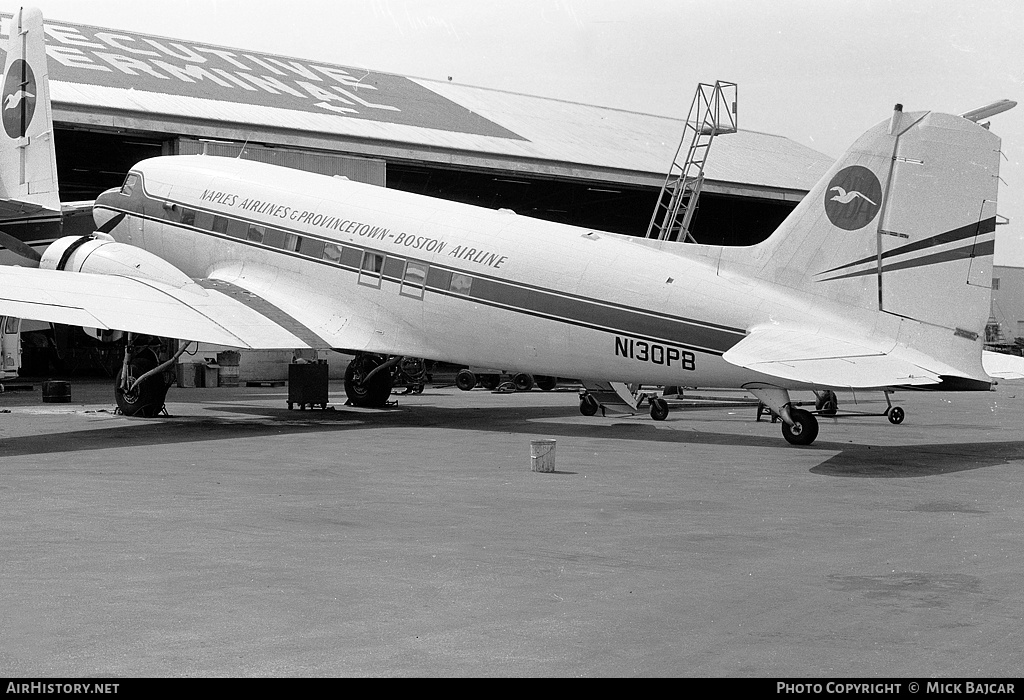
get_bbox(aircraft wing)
[0,266,313,349]
[722,326,942,388]
[201,267,393,353]
[982,350,1024,380]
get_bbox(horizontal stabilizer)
[723,326,941,388]
[0,266,314,349]
[982,350,1024,381]
[959,99,1016,122]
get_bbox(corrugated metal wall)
[175,139,386,186]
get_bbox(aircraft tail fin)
[0,7,59,213]
[732,104,1003,379]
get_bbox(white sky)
[19,0,1024,265]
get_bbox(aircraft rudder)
[744,104,1003,381]
[752,105,1001,331]
[0,6,59,212]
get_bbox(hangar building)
[8,14,838,379]
[26,15,835,240]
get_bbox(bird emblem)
[4,89,34,110]
[829,186,877,206]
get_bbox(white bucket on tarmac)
[530,439,556,472]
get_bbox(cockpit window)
[120,173,139,196]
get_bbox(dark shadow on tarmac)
[2,399,1023,478]
[808,442,1024,478]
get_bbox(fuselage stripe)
[817,217,997,276]
[96,187,749,355]
[817,239,995,282]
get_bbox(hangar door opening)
[54,128,166,201]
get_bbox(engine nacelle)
[39,235,194,288]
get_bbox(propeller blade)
[95,212,125,234]
[0,229,42,264]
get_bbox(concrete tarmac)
[1,377,1023,677]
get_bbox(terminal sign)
[0,15,524,140]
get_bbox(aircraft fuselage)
[91,155,867,389]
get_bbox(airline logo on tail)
[823,165,882,230]
[2,59,37,139]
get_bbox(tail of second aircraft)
[737,104,1001,343]
[0,6,59,213]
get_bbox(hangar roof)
[19,14,834,198]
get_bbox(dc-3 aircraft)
[0,7,1022,445]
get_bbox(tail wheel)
[455,369,477,391]
[344,355,394,407]
[115,353,169,417]
[888,406,905,424]
[782,408,819,446]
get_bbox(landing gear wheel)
[650,397,669,421]
[782,408,819,446]
[534,375,557,391]
[480,374,501,390]
[455,369,477,391]
[115,354,169,417]
[579,393,599,416]
[512,373,534,391]
[815,390,838,416]
[888,406,905,425]
[344,355,394,407]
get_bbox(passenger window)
[426,267,452,290]
[450,273,473,295]
[359,250,384,288]
[179,208,196,226]
[401,261,429,299]
[263,228,286,248]
[340,246,362,268]
[226,219,247,238]
[283,233,301,252]
[383,256,404,279]
[212,216,229,234]
[299,237,325,258]
[322,243,342,263]
[194,211,213,231]
[247,224,265,243]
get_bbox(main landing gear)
[115,335,188,417]
[753,386,906,445]
[344,353,398,408]
[780,407,819,446]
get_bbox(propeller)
[0,228,42,266]
[0,211,126,268]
